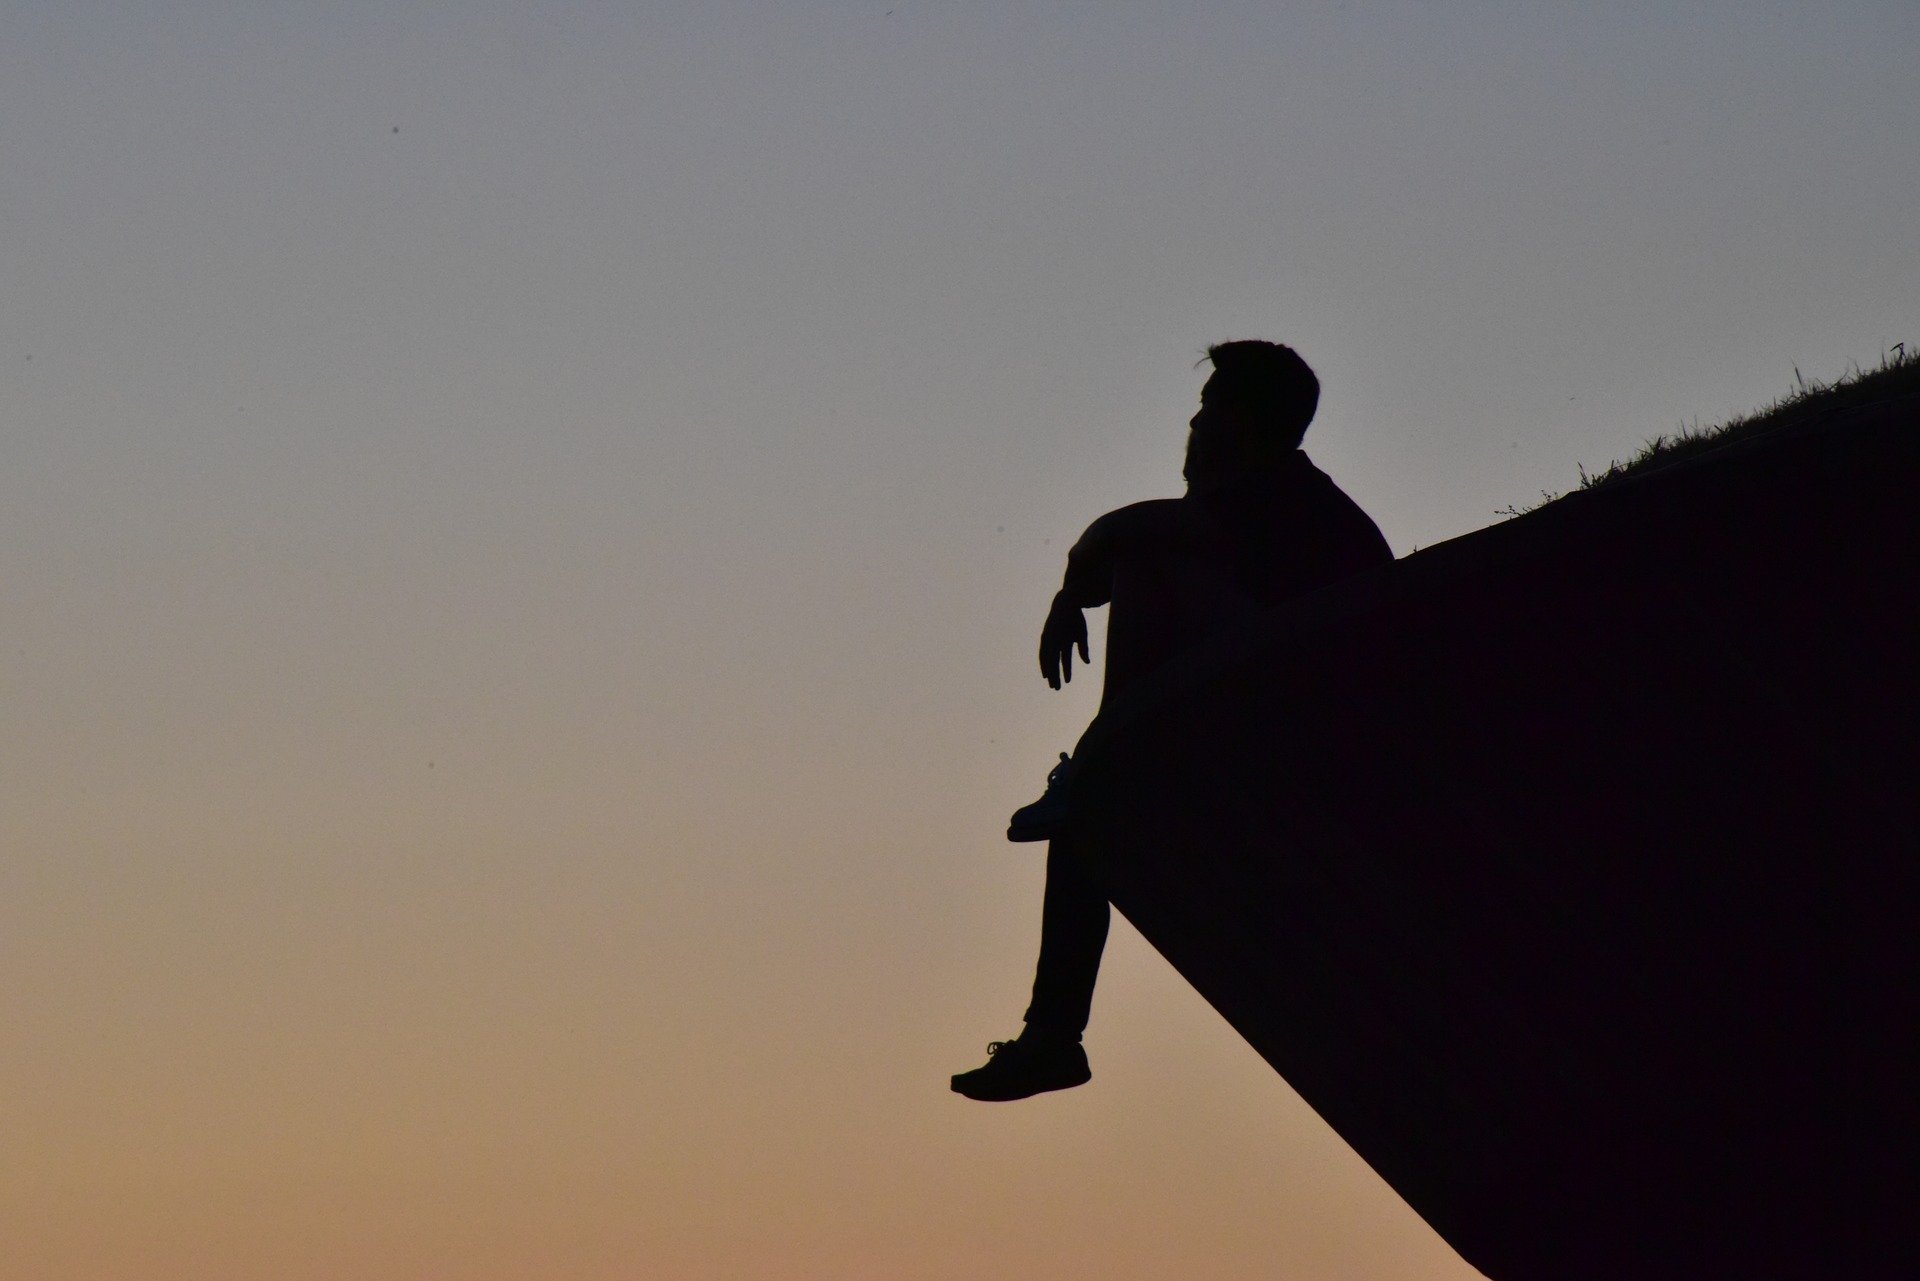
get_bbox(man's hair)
[1202,340,1320,452]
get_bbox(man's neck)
[1185,449,1313,496]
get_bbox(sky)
[2,3,1915,1278]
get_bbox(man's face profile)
[1186,373,1251,477]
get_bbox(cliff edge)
[1068,382,1918,1280]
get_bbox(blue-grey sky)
[3,4,1914,1277]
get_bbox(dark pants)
[1021,837,1111,1040]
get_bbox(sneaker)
[950,1034,1091,1102]
[1007,752,1075,843]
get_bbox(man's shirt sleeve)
[1056,500,1194,609]
[1057,511,1119,609]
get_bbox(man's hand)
[1039,593,1090,690]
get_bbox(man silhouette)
[952,340,1393,1101]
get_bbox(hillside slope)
[1065,384,1917,1280]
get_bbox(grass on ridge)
[1501,343,1918,517]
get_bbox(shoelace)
[986,1041,1010,1056]
[1044,752,1071,789]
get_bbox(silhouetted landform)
[1517,345,1918,510]
[1066,375,1917,1280]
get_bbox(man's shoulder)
[1076,496,1218,557]
[1082,496,1197,535]
[1090,495,1190,526]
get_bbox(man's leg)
[1022,834,1111,1041]
[952,836,1106,1100]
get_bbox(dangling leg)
[1022,834,1110,1042]
[952,836,1106,1101]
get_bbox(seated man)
[952,340,1393,1101]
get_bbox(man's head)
[1184,340,1320,484]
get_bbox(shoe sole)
[949,1066,1091,1102]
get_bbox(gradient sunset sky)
[3,4,1916,1278]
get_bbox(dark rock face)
[1069,395,1917,1281]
